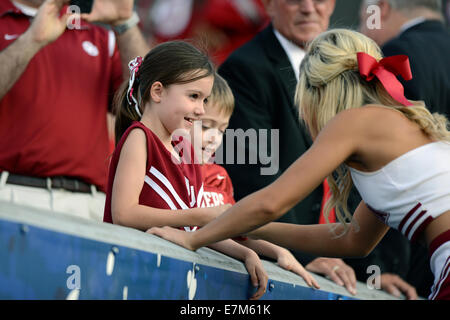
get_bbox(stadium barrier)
[0,200,400,300]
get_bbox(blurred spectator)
[0,0,149,221]
[359,0,449,117]
[446,0,450,25]
[137,0,269,65]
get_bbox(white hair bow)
[127,56,144,117]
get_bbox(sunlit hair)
[296,29,450,235]
[206,73,235,117]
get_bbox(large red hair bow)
[357,52,413,106]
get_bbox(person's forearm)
[207,239,258,262]
[115,26,150,76]
[0,31,44,99]
[0,0,70,99]
[237,238,289,261]
[113,205,214,231]
[190,189,277,250]
[247,222,365,258]
[187,190,362,257]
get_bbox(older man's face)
[265,0,336,48]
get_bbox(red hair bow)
[357,52,413,106]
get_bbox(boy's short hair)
[208,73,235,117]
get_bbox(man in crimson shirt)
[0,0,149,220]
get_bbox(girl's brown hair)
[113,40,215,145]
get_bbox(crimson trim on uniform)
[429,230,450,258]
[410,215,433,242]
[403,209,427,239]
[430,255,450,300]
[398,202,422,233]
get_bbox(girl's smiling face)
[147,74,214,140]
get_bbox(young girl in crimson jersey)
[191,74,319,289]
[103,41,268,299]
[148,30,450,300]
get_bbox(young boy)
[192,74,320,289]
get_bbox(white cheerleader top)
[348,141,450,242]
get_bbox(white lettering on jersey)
[185,177,196,207]
[199,191,225,208]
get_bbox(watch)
[112,11,140,35]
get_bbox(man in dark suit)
[351,0,449,299]
[360,0,449,117]
[218,0,359,296]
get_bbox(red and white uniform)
[198,163,248,241]
[104,122,204,232]
[0,0,122,191]
[348,141,450,300]
[199,164,236,208]
[428,230,450,300]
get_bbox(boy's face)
[191,103,230,164]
